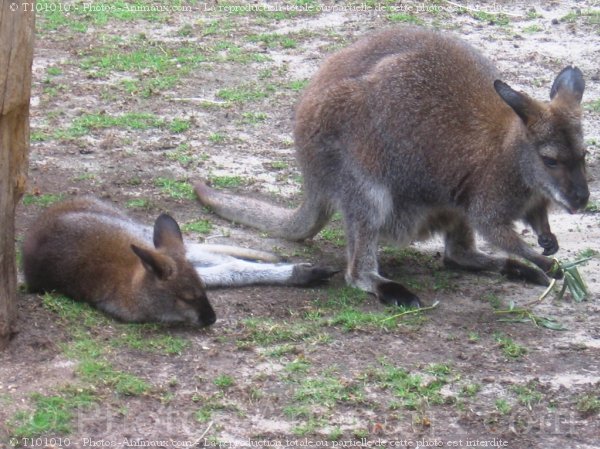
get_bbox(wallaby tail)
[194,181,331,241]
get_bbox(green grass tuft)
[210,175,246,189]
[181,219,213,235]
[11,389,96,438]
[22,193,64,207]
[155,178,195,200]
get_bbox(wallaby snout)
[23,197,216,326]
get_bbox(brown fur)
[23,197,216,325]
[195,27,588,307]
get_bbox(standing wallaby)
[23,197,335,324]
[195,27,589,307]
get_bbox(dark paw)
[538,233,559,256]
[501,259,550,286]
[377,281,421,308]
[290,264,340,286]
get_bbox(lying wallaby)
[195,27,589,307]
[23,197,335,324]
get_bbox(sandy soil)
[1,1,599,448]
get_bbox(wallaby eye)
[542,156,558,168]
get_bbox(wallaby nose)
[203,312,217,326]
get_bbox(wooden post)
[0,2,35,350]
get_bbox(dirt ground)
[1,1,599,448]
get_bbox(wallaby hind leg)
[185,243,281,265]
[195,260,337,288]
[443,219,550,286]
[344,215,421,308]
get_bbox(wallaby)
[195,27,589,307]
[23,197,335,324]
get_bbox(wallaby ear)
[494,80,540,125]
[550,66,584,104]
[153,213,184,250]
[131,244,175,280]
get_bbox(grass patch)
[512,382,543,409]
[209,175,246,189]
[387,13,424,24]
[209,132,227,144]
[585,99,600,112]
[576,392,600,416]
[287,79,310,91]
[461,383,481,397]
[53,112,187,139]
[482,292,502,310]
[214,374,235,390]
[495,334,527,359]
[309,287,426,331]
[318,227,345,247]
[293,374,362,407]
[42,293,109,329]
[112,325,189,355]
[37,0,177,32]
[200,19,236,36]
[522,24,543,33]
[239,318,316,346]
[373,361,448,410]
[495,398,512,415]
[561,9,600,24]
[71,112,161,133]
[169,118,191,133]
[125,198,153,210]
[165,143,206,168]
[181,219,213,235]
[241,111,268,124]
[267,160,288,170]
[216,84,274,103]
[78,360,151,396]
[584,200,600,213]
[155,178,195,200]
[22,193,63,207]
[285,359,311,374]
[247,33,300,49]
[210,42,272,63]
[470,10,510,25]
[81,42,206,96]
[11,389,96,438]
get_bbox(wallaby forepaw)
[501,259,550,286]
[377,281,421,308]
[538,232,559,256]
[290,263,339,286]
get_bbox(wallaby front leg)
[525,201,559,256]
[482,225,561,285]
[196,260,336,288]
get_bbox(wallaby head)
[494,66,588,213]
[129,213,217,326]
[23,198,216,326]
